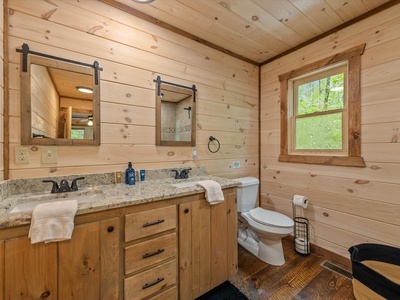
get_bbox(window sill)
[278,154,366,167]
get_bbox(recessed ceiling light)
[76,86,93,94]
[132,0,155,3]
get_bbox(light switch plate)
[15,146,30,164]
[42,146,58,164]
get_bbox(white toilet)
[236,177,294,266]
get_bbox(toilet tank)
[235,177,260,212]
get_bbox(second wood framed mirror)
[155,76,196,146]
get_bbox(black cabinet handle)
[143,219,165,227]
[142,277,164,289]
[107,226,114,232]
[143,248,165,259]
[184,208,189,214]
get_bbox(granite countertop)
[0,176,239,229]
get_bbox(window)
[71,129,85,139]
[278,45,366,167]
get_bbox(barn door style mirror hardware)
[17,43,103,80]
[154,76,197,146]
[17,43,103,146]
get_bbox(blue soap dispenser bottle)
[125,162,136,185]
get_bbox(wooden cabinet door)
[226,192,238,278]
[191,199,212,298]
[100,217,120,300]
[58,221,101,299]
[179,200,213,299]
[179,191,238,299]
[3,217,120,300]
[58,217,120,300]
[4,237,58,299]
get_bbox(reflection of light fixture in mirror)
[87,115,93,126]
[132,0,155,3]
[76,86,93,94]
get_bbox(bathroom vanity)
[0,175,238,299]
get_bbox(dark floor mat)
[195,281,249,300]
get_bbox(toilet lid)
[249,207,293,228]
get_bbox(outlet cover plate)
[15,146,30,164]
[232,161,241,168]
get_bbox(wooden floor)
[230,239,356,300]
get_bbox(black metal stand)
[293,217,310,255]
[292,201,310,255]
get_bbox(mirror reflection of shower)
[184,106,192,119]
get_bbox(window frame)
[278,44,366,167]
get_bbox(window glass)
[71,129,85,139]
[295,113,342,150]
[289,63,347,154]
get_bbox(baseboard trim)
[284,236,351,270]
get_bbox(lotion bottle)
[125,162,136,185]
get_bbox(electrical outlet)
[232,161,241,169]
[42,146,58,164]
[15,146,30,164]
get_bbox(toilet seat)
[249,207,294,228]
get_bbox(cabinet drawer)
[148,286,177,300]
[125,205,176,242]
[124,259,176,300]
[125,233,176,275]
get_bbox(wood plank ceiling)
[102,0,394,65]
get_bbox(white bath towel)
[196,180,224,205]
[28,200,78,244]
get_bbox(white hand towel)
[196,180,224,205]
[28,200,78,244]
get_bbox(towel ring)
[208,136,220,153]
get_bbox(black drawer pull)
[107,226,114,232]
[143,248,165,259]
[142,277,164,289]
[143,219,165,227]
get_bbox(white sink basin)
[171,181,199,188]
[8,191,105,214]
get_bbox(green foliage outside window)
[294,72,345,150]
[71,129,85,139]
[296,113,342,149]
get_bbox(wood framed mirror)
[155,77,196,146]
[19,45,101,146]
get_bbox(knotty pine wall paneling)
[260,4,400,260]
[7,0,259,179]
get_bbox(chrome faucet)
[43,177,85,194]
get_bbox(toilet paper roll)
[295,238,309,254]
[293,194,308,208]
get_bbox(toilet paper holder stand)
[293,204,310,255]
